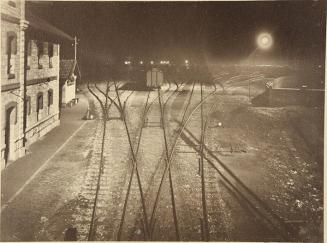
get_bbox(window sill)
[8,74,15,79]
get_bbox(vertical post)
[248,79,250,101]
[74,36,77,61]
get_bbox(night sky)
[27,1,325,68]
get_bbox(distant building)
[1,0,74,169]
[59,59,81,107]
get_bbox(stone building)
[1,0,73,169]
[1,0,28,167]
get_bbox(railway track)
[175,85,295,241]
[83,80,181,240]
[97,80,188,240]
[117,81,183,240]
[93,81,130,120]
[80,77,290,241]
[147,81,219,240]
[71,81,140,240]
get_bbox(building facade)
[1,0,28,167]
[1,0,72,169]
[24,39,60,146]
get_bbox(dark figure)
[64,227,78,241]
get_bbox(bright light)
[124,61,128,65]
[150,61,154,65]
[140,61,143,64]
[256,33,273,50]
[185,60,189,65]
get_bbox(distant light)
[124,61,128,65]
[256,33,273,50]
[185,60,189,64]
[150,61,154,65]
[160,61,164,64]
[140,61,143,65]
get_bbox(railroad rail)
[84,77,290,241]
[149,81,218,240]
[176,79,294,241]
[116,80,182,240]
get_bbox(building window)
[7,32,17,78]
[47,89,53,115]
[37,42,43,69]
[48,43,54,68]
[48,89,53,106]
[25,96,31,115]
[36,93,43,121]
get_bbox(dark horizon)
[27,1,326,72]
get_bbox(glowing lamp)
[256,33,273,50]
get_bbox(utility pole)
[74,36,77,60]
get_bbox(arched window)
[5,102,17,125]
[7,32,17,77]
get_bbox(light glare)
[256,33,273,50]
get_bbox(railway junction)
[1,69,323,241]
[1,2,324,241]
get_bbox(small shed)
[146,68,164,88]
[59,59,81,107]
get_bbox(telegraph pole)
[74,36,77,60]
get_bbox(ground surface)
[1,69,323,241]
